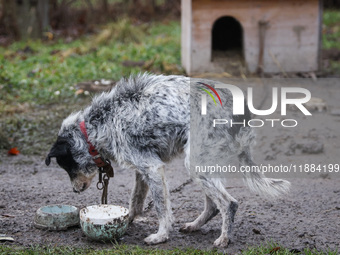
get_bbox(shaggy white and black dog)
[46,73,290,247]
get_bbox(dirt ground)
[0,77,340,254]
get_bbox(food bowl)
[80,204,129,241]
[34,204,79,230]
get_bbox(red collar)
[79,121,114,177]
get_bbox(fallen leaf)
[222,72,232,77]
[44,31,54,40]
[8,147,20,156]
[143,59,155,70]
[252,228,261,234]
[269,247,281,254]
[94,28,112,45]
[1,214,15,218]
[60,48,77,58]
[75,89,84,95]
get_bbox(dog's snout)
[73,183,87,193]
[73,188,80,193]
[80,183,87,192]
[71,173,95,193]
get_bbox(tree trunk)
[38,0,50,33]
[127,0,156,16]
[127,0,137,14]
[144,0,156,16]
[1,0,20,39]
[101,0,108,16]
[16,0,41,39]
[2,0,49,39]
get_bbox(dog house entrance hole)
[212,16,244,67]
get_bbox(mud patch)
[0,78,340,254]
[0,154,339,253]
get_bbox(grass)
[1,9,340,111]
[0,243,337,255]
[0,245,222,255]
[0,19,182,154]
[323,10,340,50]
[0,101,87,154]
[322,10,340,74]
[241,242,338,255]
[0,19,182,108]
[1,10,340,110]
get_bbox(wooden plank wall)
[182,0,321,74]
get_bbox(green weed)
[323,10,340,49]
[0,243,337,255]
[0,20,182,108]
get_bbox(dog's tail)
[238,150,290,198]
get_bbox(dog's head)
[45,113,97,193]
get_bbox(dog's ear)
[45,155,52,166]
[45,139,69,166]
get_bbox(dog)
[45,73,290,247]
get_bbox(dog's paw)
[144,233,168,245]
[133,216,148,223]
[179,222,199,233]
[128,207,144,222]
[128,211,142,222]
[213,235,230,248]
[128,214,135,223]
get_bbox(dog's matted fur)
[46,73,290,247]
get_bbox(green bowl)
[80,204,129,241]
[34,204,79,230]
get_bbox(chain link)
[96,168,110,204]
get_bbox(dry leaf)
[8,147,20,156]
[1,214,15,218]
[75,89,84,95]
[269,247,281,254]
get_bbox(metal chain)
[97,171,104,190]
[96,169,110,204]
[101,174,109,204]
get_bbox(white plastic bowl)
[34,204,79,230]
[80,204,129,241]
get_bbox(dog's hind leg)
[142,165,173,245]
[129,170,149,223]
[197,176,238,248]
[179,195,219,232]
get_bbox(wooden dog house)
[181,0,322,74]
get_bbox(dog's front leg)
[142,166,173,245]
[129,170,149,222]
